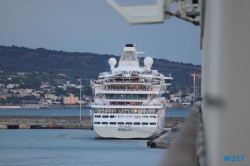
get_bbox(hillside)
[0,45,201,91]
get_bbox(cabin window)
[110,115,115,118]
[126,122,132,125]
[102,122,108,124]
[118,122,124,125]
[95,115,101,118]
[150,116,156,118]
[134,122,140,125]
[142,116,148,118]
[142,122,148,125]
[110,122,116,125]
[150,123,156,125]
[94,122,101,124]
[102,115,109,118]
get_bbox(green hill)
[0,45,201,92]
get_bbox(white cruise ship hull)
[94,126,160,139]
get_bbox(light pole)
[78,79,82,121]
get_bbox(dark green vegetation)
[0,45,201,93]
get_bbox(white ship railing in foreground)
[160,106,203,166]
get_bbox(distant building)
[22,101,48,108]
[16,72,28,76]
[170,94,179,102]
[0,94,12,100]
[45,93,57,101]
[40,83,54,91]
[12,89,33,97]
[83,95,92,101]
[6,84,20,89]
[63,94,79,105]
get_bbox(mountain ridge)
[0,45,201,91]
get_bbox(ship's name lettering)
[118,128,132,132]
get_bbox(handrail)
[91,103,162,106]
[93,80,161,85]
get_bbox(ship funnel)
[108,58,117,70]
[144,57,153,70]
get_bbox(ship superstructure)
[90,43,173,139]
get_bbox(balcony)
[91,103,163,109]
[95,89,159,95]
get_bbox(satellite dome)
[108,58,117,70]
[144,57,153,70]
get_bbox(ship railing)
[101,89,151,91]
[91,103,162,106]
[94,79,161,85]
[103,80,152,84]
[98,71,162,78]
[93,110,158,114]
[92,80,104,85]
[108,70,162,76]
[93,96,109,104]
[105,97,147,100]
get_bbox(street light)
[78,79,82,121]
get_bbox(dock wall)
[0,116,92,129]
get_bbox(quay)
[147,117,185,149]
[0,115,92,129]
[147,128,179,149]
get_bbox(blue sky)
[0,0,201,65]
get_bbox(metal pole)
[79,79,82,121]
[191,73,196,102]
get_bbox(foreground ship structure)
[90,43,173,139]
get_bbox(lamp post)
[78,79,82,121]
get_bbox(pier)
[0,116,92,129]
[147,117,185,149]
[147,128,179,149]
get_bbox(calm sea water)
[0,129,166,166]
[0,108,190,117]
[0,108,190,166]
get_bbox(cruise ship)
[90,43,173,139]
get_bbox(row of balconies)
[98,70,162,77]
[91,103,163,109]
[93,80,161,85]
[105,96,147,100]
[94,90,161,95]
[93,108,159,114]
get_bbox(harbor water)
[0,108,190,117]
[0,129,166,166]
[0,108,190,166]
